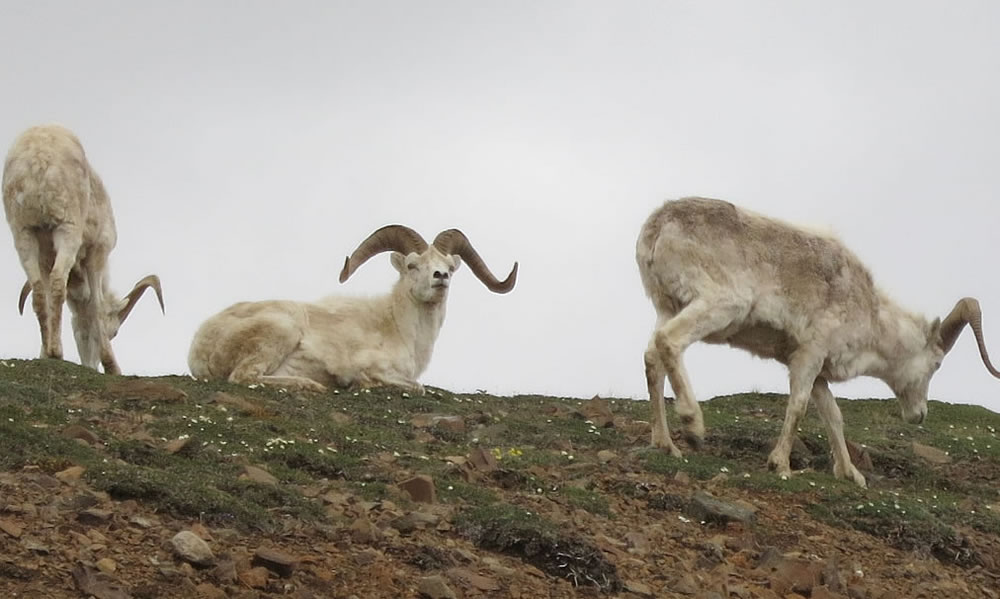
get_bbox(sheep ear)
[390,252,406,273]
[451,255,462,271]
[927,317,942,348]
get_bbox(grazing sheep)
[637,197,999,486]
[3,124,164,374]
[188,225,517,392]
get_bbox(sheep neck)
[389,281,448,376]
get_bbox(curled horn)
[17,281,30,315]
[939,297,1000,378]
[118,274,164,323]
[339,225,428,283]
[433,229,518,294]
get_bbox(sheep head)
[18,273,164,339]
[893,297,999,425]
[339,225,518,303]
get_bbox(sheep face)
[391,249,461,305]
[891,326,945,425]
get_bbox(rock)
[71,562,130,599]
[398,475,436,503]
[624,580,656,598]
[912,442,951,464]
[812,587,844,599]
[61,424,102,446]
[195,582,228,599]
[418,575,458,599]
[253,546,297,577]
[106,379,188,402]
[624,531,649,555]
[411,414,466,432]
[171,530,215,566]
[846,441,874,471]
[597,450,618,464]
[77,509,113,526]
[55,465,87,484]
[446,567,499,591]
[0,518,24,538]
[349,517,380,544]
[211,557,238,584]
[581,397,615,428]
[239,566,270,589]
[241,465,278,486]
[210,391,259,413]
[686,491,756,524]
[96,558,117,574]
[668,572,699,595]
[165,437,192,454]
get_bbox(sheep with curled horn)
[3,124,164,374]
[188,225,518,393]
[637,196,999,487]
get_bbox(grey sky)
[2,1,999,413]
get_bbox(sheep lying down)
[189,225,517,393]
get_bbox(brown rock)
[72,562,130,599]
[418,575,458,599]
[398,475,436,503]
[61,424,101,446]
[0,518,24,538]
[241,465,278,486]
[446,567,499,591]
[106,379,188,402]
[165,436,192,454]
[912,442,951,464]
[581,397,615,428]
[95,558,117,574]
[846,441,873,471]
[211,557,238,584]
[239,566,270,589]
[624,531,649,555]
[195,582,228,599]
[77,509,113,526]
[624,580,656,598]
[253,546,297,577]
[55,465,86,484]
[812,587,845,599]
[349,517,380,544]
[597,449,618,464]
[210,391,258,413]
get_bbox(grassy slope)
[1,358,999,584]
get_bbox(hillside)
[1,359,999,598]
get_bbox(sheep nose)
[433,270,450,280]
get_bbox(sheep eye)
[407,263,418,270]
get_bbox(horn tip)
[338,257,351,283]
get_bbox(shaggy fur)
[3,125,162,374]
[636,197,969,487]
[188,236,515,393]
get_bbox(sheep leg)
[45,225,84,361]
[812,378,866,487]
[10,230,50,356]
[768,349,824,478]
[646,298,747,452]
[224,317,304,387]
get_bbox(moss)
[562,486,612,518]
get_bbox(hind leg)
[44,225,84,361]
[645,297,749,452]
[220,316,308,387]
[10,230,50,357]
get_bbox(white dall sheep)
[188,225,517,392]
[3,124,164,374]
[637,197,999,487]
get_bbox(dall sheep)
[637,197,999,487]
[187,225,517,392]
[2,124,164,374]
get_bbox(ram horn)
[17,281,30,315]
[118,274,165,324]
[433,229,518,294]
[339,225,429,283]
[939,297,1000,378]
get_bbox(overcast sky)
[2,1,999,415]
